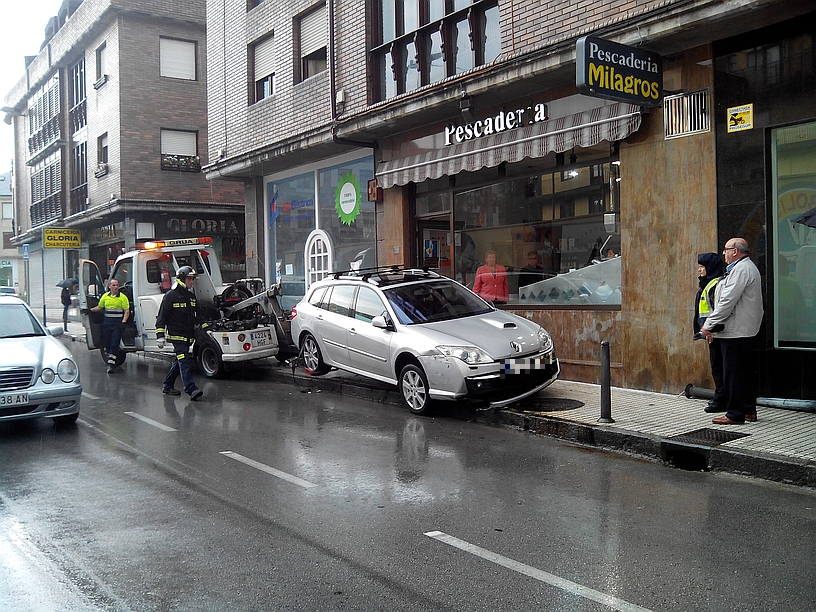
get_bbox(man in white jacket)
[701,238,764,424]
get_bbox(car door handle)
[316,314,323,320]
[349,327,357,335]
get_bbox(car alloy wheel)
[399,364,433,415]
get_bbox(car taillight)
[243,343,252,351]
[291,305,298,319]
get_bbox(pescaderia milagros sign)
[576,36,663,108]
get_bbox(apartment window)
[160,129,200,172]
[95,43,108,87]
[70,142,88,213]
[69,58,86,132]
[372,0,499,101]
[98,133,108,164]
[160,38,196,80]
[253,35,275,102]
[2,203,12,219]
[299,4,327,81]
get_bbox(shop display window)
[451,162,621,306]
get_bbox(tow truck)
[77,237,295,377]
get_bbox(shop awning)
[376,102,642,188]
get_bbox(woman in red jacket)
[473,249,508,304]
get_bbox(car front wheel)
[399,364,433,415]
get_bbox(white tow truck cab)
[77,237,286,377]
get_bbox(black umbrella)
[792,207,816,229]
[56,278,78,288]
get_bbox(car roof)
[0,295,26,304]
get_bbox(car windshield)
[384,280,493,325]
[0,303,46,338]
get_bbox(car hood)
[411,312,547,359]
[0,335,71,370]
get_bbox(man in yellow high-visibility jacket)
[91,279,130,374]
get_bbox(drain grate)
[666,427,749,446]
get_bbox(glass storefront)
[770,121,816,348]
[266,154,375,309]
[417,160,622,306]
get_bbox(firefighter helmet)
[176,266,198,281]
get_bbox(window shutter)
[300,5,326,57]
[160,38,196,80]
[161,130,197,156]
[254,36,275,79]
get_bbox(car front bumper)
[0,384,82,422]
[421,351,559,406]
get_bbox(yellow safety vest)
[698,277,719,317]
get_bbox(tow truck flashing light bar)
[137,237,214,250]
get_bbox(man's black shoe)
[704,402,725,413]
[162,388,181,396]
[190,389,203,401]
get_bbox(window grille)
[664,89,710,139]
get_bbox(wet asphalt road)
[1,340,815,611]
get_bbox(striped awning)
[376,102,642,188]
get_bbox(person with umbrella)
[90,279,130,374]
[57,278,78,332]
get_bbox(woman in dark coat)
[695,252,725,413]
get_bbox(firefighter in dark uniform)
[156,266,204,400]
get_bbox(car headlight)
[41,368,55,384]
[58,358,78,383]
[436,345,493,365]
[537,328,554,353]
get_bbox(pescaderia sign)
[444,103,549,146]
[576,36,663,108]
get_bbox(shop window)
[770,120,816,348]
[372,0,499,101]
[453,162,621,306]
[160,37,196,80]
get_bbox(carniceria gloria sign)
[576,36,663,108]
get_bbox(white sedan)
[0,296,81,426]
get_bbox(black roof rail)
[331,264,402,279]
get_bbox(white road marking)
[220,451,317,489]
[124,411,176,432]
[82,392,100,400]
[424,531,653,612]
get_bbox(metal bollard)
[598,340,614,423]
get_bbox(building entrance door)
[416,215,453,279]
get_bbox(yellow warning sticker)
[727,104,753,133]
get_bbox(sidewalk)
[63,319,815,487]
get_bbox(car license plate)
[250,331,270,347]
[501,354,552,375]
[0,392,29,406]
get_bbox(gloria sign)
[576,36,663,107]
[43,228,81,249]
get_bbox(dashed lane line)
[424,531,653,612]
[124,411,177,432]
[220,451,318,489]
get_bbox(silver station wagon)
[290,268,559,415]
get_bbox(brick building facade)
[206,0,815,399]
[3,0,245,317]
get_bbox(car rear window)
[384,280,492,325]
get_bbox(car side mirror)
[372,315,393,330]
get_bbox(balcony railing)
[70,183,88,214]
[160,154,201,172]
[69,99,86,133]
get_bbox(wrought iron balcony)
[160,154,201,172]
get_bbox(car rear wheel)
[399,364,433,416]
[301,333,329,375]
